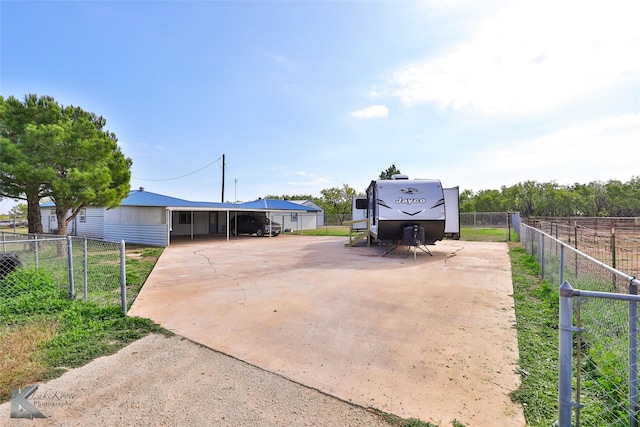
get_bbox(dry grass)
[0,320,59,401]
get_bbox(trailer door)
[444,187,460,239]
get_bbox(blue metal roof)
[41,190,319,211]
[238,199,320,211]
[120,190,234,208]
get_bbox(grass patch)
[508,244,559,426]
[0,245,167,403]
[369,408,466,427]
[0,320,59,401]
[292,226,516,241]
[124,245,164,308]
[288,226,351,236]
[460,226,515,242]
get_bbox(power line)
[133,156,223,182]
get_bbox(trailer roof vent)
[391,174,409,180]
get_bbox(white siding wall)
[74,207,104,238]
[268,212,318,231]
[170,211,210,236]
[105,206,166,225]
[104,206,168,246]
[40,208,57,233]
[104,223,168,246]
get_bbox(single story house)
[40,189,323,246]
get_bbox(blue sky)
[1,0,639,213]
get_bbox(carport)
[166,201,320,245]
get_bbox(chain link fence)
[0,232,126,312]
[521,222,640,426]
[526,217,640,278]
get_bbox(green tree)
[473,189,504,212]
[8,203,28,220]
[0,94,131,236]
[0,94,62,233]
[264,194,313,200]
[317,184,357,225]
[459,189,476,212]
[379,164,401,180]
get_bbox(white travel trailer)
[352,175,460,245]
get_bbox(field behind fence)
[521,220,640,426]
[0,232,126,311]
[527,217,640,278]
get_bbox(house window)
[79,208,87,223]
[179,212,191,224]
[291,213,298,222]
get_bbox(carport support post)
[120,240,127,313]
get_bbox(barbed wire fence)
[0,232,126,312]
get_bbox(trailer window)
[355,199,367,210]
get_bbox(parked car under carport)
[231,214,281,237]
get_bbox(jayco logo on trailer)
[395,197,427,205]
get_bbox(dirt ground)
[1,236,524,426]
[1,334,391,427]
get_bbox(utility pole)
[221,154,225,203]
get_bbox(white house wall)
[104,223,168,246]
[103,206,168,246]
[301,201,324,226]
[268,212,318,231]
[105,206,166,225]
[170,211,211,236]
[39,207,104,238]
[73,207,104,238]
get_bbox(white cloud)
[368,90,386,98]
[350,105,389,119]
[464,113,640,189]
[388,0,640,115]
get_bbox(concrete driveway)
[128,235,524,426]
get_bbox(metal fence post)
[67,236,75,298]
[541,233,546,279]
[559,281,576,426]
[34,234,39,267]
[630,280,639,427]
[83,237,88,301]
[120,240,127,313]
[560,245,565,285]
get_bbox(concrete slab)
[129,235,524,426]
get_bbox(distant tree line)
[460,178,640,217]
[270,173,640,220]
[268,167,640,221]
